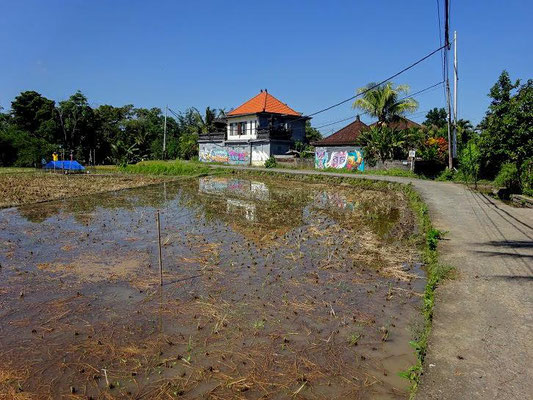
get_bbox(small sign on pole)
[408,149,416,172]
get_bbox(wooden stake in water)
[156,210,163,286]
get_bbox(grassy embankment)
[121,160,218,176]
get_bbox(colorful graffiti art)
[346,150,364,171]
[199,148,229,163]
[228,150,249,163]
[315,149,328,169]
[315,148,364,171]
[199,148,250,164]
[327,151,348,169]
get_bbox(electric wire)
[302,43,447,120]
[313,81,444,130]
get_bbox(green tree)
[460,138,481,188]
[352,82,418,123]
[478,71,532,188]
[305,121,322,143]
[456,119,475,150]
[423,107,448,128]
[178,133,199,159]
[94,104,134,164]
[11,90,59,143]
[0,125,55,167]
[356,125,406,164]
[56,91,95,159]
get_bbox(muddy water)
[0,176,425,399]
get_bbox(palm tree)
[357,125,406,164]
[180,107,226,134]
[352,82,419,123]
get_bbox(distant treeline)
[0,90,225,166]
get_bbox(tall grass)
[123,160,213,176]
[398,184,453,397]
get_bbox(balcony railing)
[199,127,293,142]
[198,131,225,141]
[256,127,292,141]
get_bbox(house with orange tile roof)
[198,90,309,166]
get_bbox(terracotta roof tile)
[369,117,422,130]
[313,119,369,146]
[227,91,301,116]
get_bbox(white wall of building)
[226,115,258,141]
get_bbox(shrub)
[435,168,455,181]
[264,156,277,169]
[426,228,445,251]
[459,139,481,187]
[494,163,520,192]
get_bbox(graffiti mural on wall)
[228,150,248,163]
[315,148,364,171]
[346,151,364,171]
[315,149,328,169]
[199,147,249,164]
[199,148,229,163]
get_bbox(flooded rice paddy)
[0,175,425,399]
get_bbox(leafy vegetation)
[122,160,213,176]
[477,71,532,193]
[0,90,225,167]
[264,156,278,168]
[352,82,418,122]
[351,72,531,194]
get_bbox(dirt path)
[216,165,533,399]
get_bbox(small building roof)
[227,90,301,117]
[313,118,369,146]
[369,117,422,130]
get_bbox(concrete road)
[215,166,533,399]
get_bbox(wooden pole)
[156,210,163,286]
[453,30,458,158]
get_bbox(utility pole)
[444,0,453,169]
[163,105,168,160]
[453,30,458,159]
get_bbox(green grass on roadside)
[275,161,423,179]
[398,184,453,397]
[318,166,421,179]
[122,160,216,176]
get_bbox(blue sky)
[1,0,531,135]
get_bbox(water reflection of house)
[226,199,256,221]
[199,177,269,202]
[197,176,302,244]
[313,191,356,211]
[198,90,310,166]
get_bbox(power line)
[313,81,444,130]
[314,114,365,130]
[398,80,444,101]
[303,43,447,119]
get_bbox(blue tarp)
[44,161,85,170]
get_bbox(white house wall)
[226,116,258,141]
[251,142,269,166]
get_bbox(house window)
[237,121,247,136]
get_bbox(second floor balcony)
[199,126,293,142]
